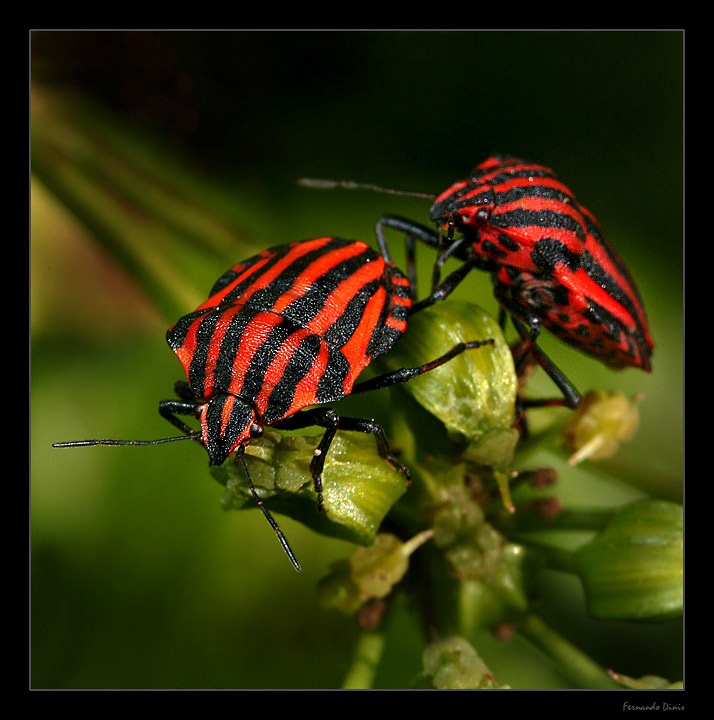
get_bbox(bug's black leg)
[375,214,495,311]
[376,215,443,302]
[405,234,418,301]
[270,408,336,511]
[376,214,443,255]
[272,407,410,513]
[430,234,471,291]
[409,256,481,315]
[325,414,410,489]
[497,306,508,331]
[279,340,495,509]
[350,338,495,396]
[173,381,195,402]
[510,316,581,409]
[158,399,204,441]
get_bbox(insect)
[301,156,654,407]
[54,236,493,570]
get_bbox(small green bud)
[421,636,507,689]
[318,531,433,614]
[563,390,642,466]
[463,430,520,512]
[574,500,683,620]
[317,559,363,614]
[463,427,520,469]
[609,670,683,690]
[211,429,407,545]
[429,491,530,630]
[349,533,410,597]
[375,302,517,446]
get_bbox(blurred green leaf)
[31,86,259,322]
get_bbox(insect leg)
[376,214,444,300]
[409,256,481,315]
[158,399,204,440]
[350,338,495,396]
[173,381,195,402]
[272,407,410,512]
[376,214,442,253]
[510,316,582,409]
[405,234,417,301]
[375,214,492,305]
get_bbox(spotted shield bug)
[54,235,493,569]
[301,155,654,407]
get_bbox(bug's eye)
[475,208,490,222]
[249,423,264,439]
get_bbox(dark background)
[31,30,683,689]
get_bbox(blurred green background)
[31,30,683,689]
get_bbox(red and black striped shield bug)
[300,156,654,408]
[54,236,494,570]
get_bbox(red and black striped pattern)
[429,156,654,370]
[166,237,411,463]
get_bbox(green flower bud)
[429,491,531,631]
[563,390,642,466]
[463,427,520,469]
[317,559,363,615]
[609,671,683,690]
[318,531,432,614]
[421,636,507,689]
[211,429,407,545]
[375,302,517,447]
[349,533,410,597]
[574,500,683,620]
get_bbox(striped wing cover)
[166,237,411,425]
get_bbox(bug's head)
[428,178,494,236]
[199,393,264,466]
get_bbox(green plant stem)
[492,507,615,534]
[342,630,386,690]
[511,420,565,460]
[517,539,577,574]
[517,613,620,689]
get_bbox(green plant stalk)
[342,629,387,690]
[492,507,616,535]
[517,613,620,689]
[515,539,577,574]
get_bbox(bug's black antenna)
[297,177,436,200]
[237,454,301,572]
[52,433,202,448]
[54,434,301,570]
